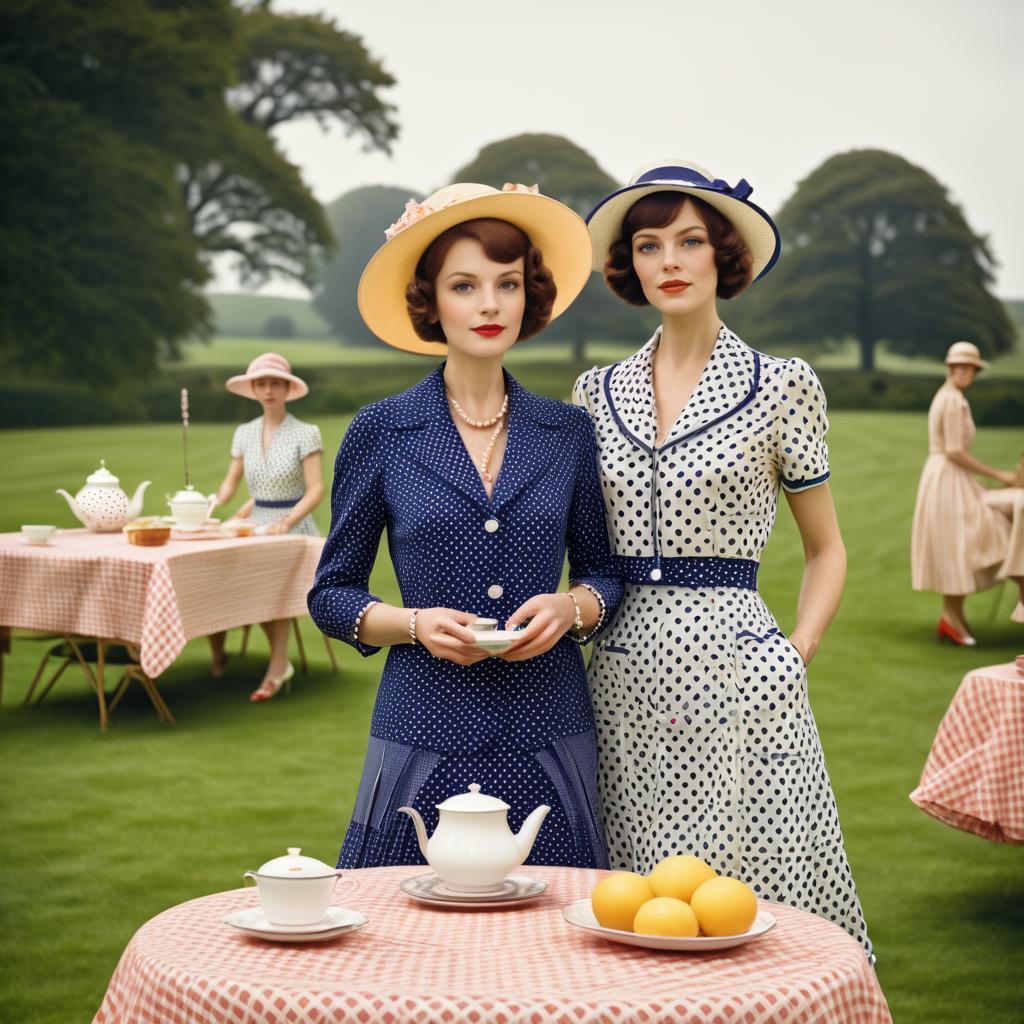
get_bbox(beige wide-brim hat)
[357,182,593,355]
[945,341,989,370]
[586,159,781,282]
[226,352,309,400]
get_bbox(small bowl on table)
[220,519,256,538]
[21,524,58,545]
[123,518,172,547]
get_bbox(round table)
[910,661,1024,843]
[93,865,889,1024]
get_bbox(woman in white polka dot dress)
[577,161,872,955]
[210,352,324,701]
[308,184,622,870]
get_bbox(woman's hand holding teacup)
[264,519,290,535]
[419,608,492,665]
[500,594,577,661]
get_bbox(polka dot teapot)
[56,460,151,532]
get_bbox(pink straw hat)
[225,352,309,401]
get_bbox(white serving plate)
[223,905,366,942]
[561,899,776,951]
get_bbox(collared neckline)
[602,324,760,455]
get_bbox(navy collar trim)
[602,347,761,456]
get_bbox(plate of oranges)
[562,855,776,951]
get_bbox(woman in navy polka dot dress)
[308,184,622,871]
[578,161,872,955]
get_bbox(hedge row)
[2,364,1021,429]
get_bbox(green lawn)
[1,407,1023,1023]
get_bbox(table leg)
[96,638,109,733]
[0,625,9,707]
[292,619,309,675]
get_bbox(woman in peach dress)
[911,341,1024,644]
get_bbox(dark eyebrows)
[445,268,524,280]
[633,223,708,242]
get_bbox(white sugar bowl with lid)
[243,848,357,925]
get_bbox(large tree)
[0,0,398,384]
[453,134,646,362]
[731,149,1014,371]
[314,185,420,345]
[182,2,398,288]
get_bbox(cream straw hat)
[357,182,593,355]
[944,341,989,370]
[586,159,781,283]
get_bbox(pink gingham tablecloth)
[93,865,890,1024]
[910,662,1024,843]
[0,529,323,677]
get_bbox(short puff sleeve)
[230,423,247,459]
[297,421,323,461]
[938,389,969,454]
[777,358,831,493]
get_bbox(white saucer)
[223,905,367,942]
[400,873,546,908]
[470,630,523,655]
[562,899,776,951]
[169,517,220,532]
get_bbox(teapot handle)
[243,871,258,886]
[331,871,359,902]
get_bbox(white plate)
[400,873,546,908]
[223,905,367,942]
[561,899,776,951]
[471,630,524,654]
[169,518,220,532]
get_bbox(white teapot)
[56,460,150,532]
[399,784,550,893]
[167,485,217,529]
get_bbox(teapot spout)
[397,806,429,860]
[126,480,151,521]
[56,488,90,528]
[513,804,551,862]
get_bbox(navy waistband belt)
[613,555,759,590]
[254,497,301,509]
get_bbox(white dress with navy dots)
[574,325,871,955]
[231,413,322,535]
[308,367,622,871]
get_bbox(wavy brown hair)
[405,218,556,342]
[604,192,752,304]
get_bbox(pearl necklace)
[448,390,508,484]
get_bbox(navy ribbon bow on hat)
[635,166,753,201]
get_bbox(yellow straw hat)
[357,183,593,355]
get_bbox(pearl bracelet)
[408,608,420,645]
[566,591,583,633]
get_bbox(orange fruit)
[648,855,717,902]
[591,872,655,932]
[690,876,758,936]
[633,896,699,937]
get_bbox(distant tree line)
[0,0,396,385]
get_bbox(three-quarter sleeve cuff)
[569,578,618,644]
[308,587,383,657]
[780,470,831,494]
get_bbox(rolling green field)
[1,408,1022,1023]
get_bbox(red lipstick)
[472,325,504,337]
[659,280,690,293]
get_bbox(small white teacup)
[21,524,57,545]
[470,618,498,633]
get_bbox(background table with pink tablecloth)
[93,865,890,1024]
[910,662,1024,843]
[0,528,323,678]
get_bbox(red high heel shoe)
[937,618,977,647]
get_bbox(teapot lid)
[86,460,120,487]
[169,485,209,505]
[254,847,336,879]
[436,783,509,813]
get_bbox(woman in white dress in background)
[209,352,324,700]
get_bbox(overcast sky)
[213,0,1024,299]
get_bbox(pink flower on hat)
[384,199,428,240]
[501,182,540,195]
